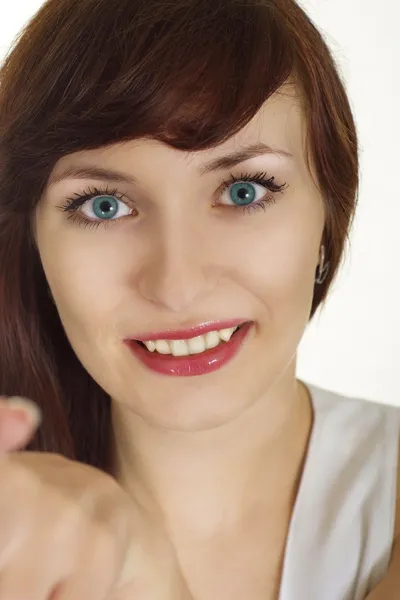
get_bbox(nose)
[136,221,216,312]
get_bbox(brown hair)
[0,0,358,467]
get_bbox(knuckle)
[1,460,39,495]
[84,523,119,573]
[36,489,85,542]
[52,497,85,534]
[93,524,116,556]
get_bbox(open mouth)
[135,324,243,357]
[125,321,252,377]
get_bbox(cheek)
[228,211,321,316]
[36,223,128,343]
[226,212,322,381]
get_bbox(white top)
[279,385,400,600]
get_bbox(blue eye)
[220,181,268,207]
[230,182,257,206]
[81,195,131,221]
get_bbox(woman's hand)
[0,397,191,600]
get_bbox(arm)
[366,435,400,599]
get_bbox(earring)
[315,245,329,285]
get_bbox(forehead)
[50,84,306,176]
[210,84,305,162]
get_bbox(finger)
[50,528,118,600]
[0,513,74,600]
[0,397,41,453]
[0,554,59,600]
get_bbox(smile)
[141,325,239,356]
[124,320,252,377]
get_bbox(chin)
[118,375,264,432]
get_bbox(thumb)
[0,397,42,453]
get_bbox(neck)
[112,375,312,534]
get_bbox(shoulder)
[308,383,400,435]
[308,383,400,541]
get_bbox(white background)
[1,1,399,404]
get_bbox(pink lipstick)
[124,320,251,377]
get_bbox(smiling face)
[34,87,325,431]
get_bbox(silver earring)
[315,245,329,284]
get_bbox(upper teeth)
[142,326,239,356]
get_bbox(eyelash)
[57,185,130,230]
[219,171,286,213]
[57,172,287,229]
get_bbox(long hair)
[0,0,358,468]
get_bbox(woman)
[0,0,398,598]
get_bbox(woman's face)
[35,87,325,430]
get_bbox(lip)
[132,319,247,342]
[124,321,252,377]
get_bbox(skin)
[32,86,400,598]
[0,401,192,600]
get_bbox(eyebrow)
[200,143,293,174]
[48,165,136,187]
[48,143,292,187]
